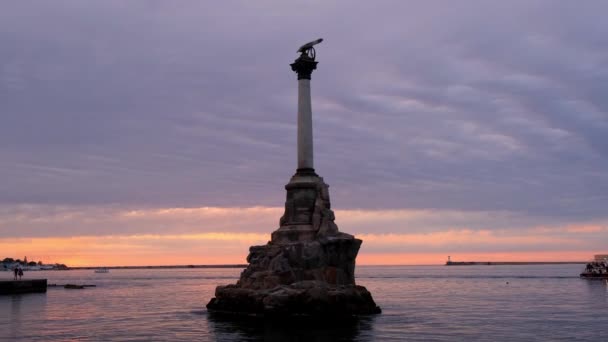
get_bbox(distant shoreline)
[67,264,248,270]
[5,263,589,270]
[446,261,586,266]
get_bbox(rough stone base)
[206,281,381,317]
[206,170,381,317]
[239,236,361,290]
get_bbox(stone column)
[270,54,329,244]
[297,79,313,171]
[291,55,317,175]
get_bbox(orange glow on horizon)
[2,205,606,267]
[0,234,267,267]
[0,233,603,267]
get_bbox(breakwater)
[0,279,47,295]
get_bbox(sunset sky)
[1,1,607,266]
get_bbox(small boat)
[64,284,85,289]
[580,255,608,279]
[94,268,109,273]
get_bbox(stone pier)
[0,279,47,295]
[206,39,380,318]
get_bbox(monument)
[206,39,381,317]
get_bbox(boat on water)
[580,254,608,279]
[94,268,109,273]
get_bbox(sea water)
[1,265,606,341]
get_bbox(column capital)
[290,54,318,80]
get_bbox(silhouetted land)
[68,264,248,270]
[446,261,586,266]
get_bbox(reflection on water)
[206,312,374,341]
[8,295,22,339]
[1,266,607,341]
[584,278,608,301]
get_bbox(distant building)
[2,262,21,271]
[1,259,57,271]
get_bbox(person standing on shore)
[18,265,23,280]
[13,266,18,280]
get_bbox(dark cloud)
[1,1,607,225]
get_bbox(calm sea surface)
[1,265,607,341]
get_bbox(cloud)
[3,204,607,238]
[0,1,607,244]
[2,222,604,266]
[1,204,606,265]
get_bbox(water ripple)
[1,265,606,341]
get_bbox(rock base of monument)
[206,171,381,318]
[205,234,381,318]
[206,281,380,318]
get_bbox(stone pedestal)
[206,172,381,317]
[272,171,339,244]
